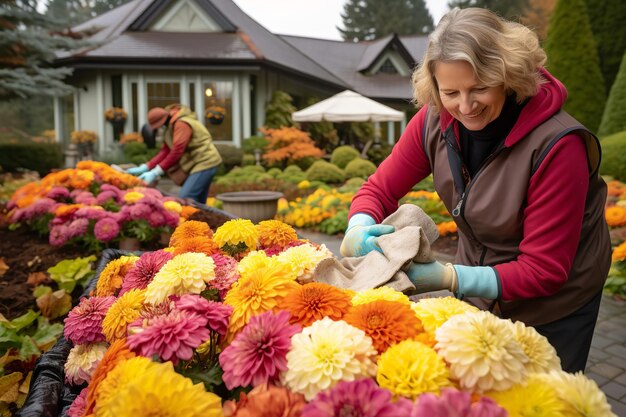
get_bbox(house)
[54,0,428,154]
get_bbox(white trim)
[122,73,132,133]
[195,74,203,121]
[386,121,393,144]
[151,0,220,32]
[138,73,147,128]
[241,73,251,139]
[232,76,241,147]
[180,74,189,107]
[73,90,81,132]
[96,72,105,154]
[369,50,411,77]
[53,97,63,143]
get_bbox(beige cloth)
[313,204,439,293]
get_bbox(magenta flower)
[302,378,399,417]
[75,206,107,220]
[67,218,89,238]
[208,253,240,299]
[219,310,300,389]
[174,295,233,336]
[67,387,88,417]
[74,191,97,205]
[64,296,116,344]
[93,217,120,242]
[47,186,70,200]
[128,203,152,220]
[147,210,166,227]
[120,250,173,294]
[127,310,210,365]
[49,224,70,246]
[394,389,508,417]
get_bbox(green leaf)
[18,336,39,360]
[47,255,96,293]
[31,317,63,350]
[181,363,224,392]
[32,285,52,298]
[7,311,39,332]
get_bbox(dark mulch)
[430,234,459,260]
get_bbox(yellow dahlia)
[351,286,411,307]
[123,191,144,204]
[95,255,139,297]
[282,317,377,400]
[102,289,145,342]
[256,219,298,248]
[163,200,183,214]
[224,263,300,341]
[144,252,215,304]
[237,250,271,276]
[64,342,109,385]
[486,374,566,417]
[535,370,617,417]
[376,339,452,400]
[276,243,332,282]
[410,296,479,334]
[435,311,528,393]
[512,320,561,373]
[213,218,259,256]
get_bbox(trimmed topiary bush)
[599,130,626,181]
[284,165,303,174]
[598,51,626,138]
[330,145,360,169]
[241,154,256,166]
[344,158,377,179]
[367,144,393,165]
[242,135,269,154]
[306,160,345,183]
[339,177,365,193]
[215,144,244,171]
[0,142,62,175]
[267,167,282,178]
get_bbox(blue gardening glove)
[138,165,164,185]
[407,261,500,299]
[127,163,149,176]
[340,213,395,257]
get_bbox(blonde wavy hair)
[412,7,547,111]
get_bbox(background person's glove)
[138,165,164,185]
[340,213,395,257]
[127,164,149,176]
[407,261,499,299]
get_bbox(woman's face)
[434,60,506,131]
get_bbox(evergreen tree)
[447,0,529,20]
[583,0,626,93]
[264,91,296,129]
[0,0,91,99]
[521,0,555,40]
[598,51,626,138]
[544,0,605,132]
[339,0,433,42]
[45,0,134,26]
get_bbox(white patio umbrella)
[292,90,404,122]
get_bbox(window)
[203,81,233,142]
[189,83,196,112]
[147,82,181,110]
[378,59,398,74]
[111,75,123,107]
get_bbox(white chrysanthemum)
[512,320,561,373]
[351,286,411,306]
[276,243,332,282]
[536,370,618,417]
[64,342,108,385]
[282,317,377,400]
[435,311,528,392]
[410,296,479,334]
[144,252,215,304]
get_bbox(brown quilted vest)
[422,109,611,325]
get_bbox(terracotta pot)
[119,237,141,251]
[159,232,172,246]
[216,191,284,223]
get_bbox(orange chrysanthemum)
[607,180,626,197]
[169,220,213,247]
[605,205,626,227]
[95,255,139,297]
[68,169,95,189]
[84,338,135,416]
[344,300,425,353]
[172,236,220,256]
[256,220,298,249]
[54,204,84,218]
[436,221,457,237]
[612,241,626,262]
[180,205,200,219]
[281,282,352,327]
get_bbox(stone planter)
[216,191,284,223]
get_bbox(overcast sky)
[232,0,449,40]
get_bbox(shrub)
[267,167,282,177]
[123,141,148,158]
[265,91,296,129]
[367,144,393,165]
[242,135,269,154]
[339,177,365,193]
[344,158,377,179]
[330,145,359,169]
[306,160,345,183]
[284,165,303,174]
[215,144,244,171]
[261,127,324,168]
[276,171,307,184]
[241,154,256,166]
[598,51,626,138]
[599,130,626,181]
[0,142,62,175]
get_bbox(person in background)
[340,7,611,373]
[127,104,222,204]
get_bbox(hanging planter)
[205,106,226,125]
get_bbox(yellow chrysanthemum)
[486,374,567,417]
[123,191,144,204]
[535,370,617,417]
[282,317,377,401]
[144,252,215,304]
[102,289,146,342]
[410,296,479,334]
[376,339,452,400]
[224,264,300,341]
[163,200,183,213]
[213,219,259,255]
[95,255,139,297]
[64,342,108,385]
[351,286,411,307]
[276,243,332,282]
[95,357,222,417]
[435,311,528,393]
[237,250,271,276]
[256,220,298,248]
[512,321,561,373]
[612,241,626,262]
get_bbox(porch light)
[205,87,213,97]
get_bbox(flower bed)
[22,218,616,417]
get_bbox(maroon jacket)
[350,69,611,324]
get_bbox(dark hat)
[147,107,169,130]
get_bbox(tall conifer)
[598,51,626,137]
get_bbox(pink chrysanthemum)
[49,224,71,246]
[67,218,89,238]
[394,388,508,417]
[208,253,240,298]
[263,240,304,256]
[219,310,300,389]
[64,296,116,344]
[74,191,96,205]
[148,210,166,227]
[120,250,173,294]
[93,217,120,242]
[67,387,88,417]
[75,206,107,221]
[127,203,152,220]
[302,378,399,417]
[173,295,233,336]
[127,310,210,365]
[47,186,70,200]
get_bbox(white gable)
[150,0,221,32]
[369,50,411,76]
